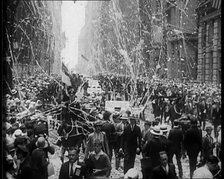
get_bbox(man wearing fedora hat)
[142,126,165,179]
[27,136,55,160]
[201,126,215,165]
[120,116,141,174]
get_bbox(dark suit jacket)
[183,126,202,155]
[59,161,86,179]
[168,127,183,152]
[121,124,142,153]
[142,137,165,168]
[151,163,178,179]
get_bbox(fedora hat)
[205,125,213,131]
[35,136,48,149]
[150,126,162,136]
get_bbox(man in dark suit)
[168,120,183,178]
[59,147,86,179]
[142,126,165,179]
[151,151,178,179]
[183,118,202,179]
[120,116,142,174]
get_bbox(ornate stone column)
[197,25,203,82]
[205,23,210,83]
[212,19,218,83]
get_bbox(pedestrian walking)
[168,120,183,178]
[141,126,165,179]
[120,116,141,174]
[183,118,202,179]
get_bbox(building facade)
[165,0,198,80]
[9,1,65,77]
[196,0,221,83]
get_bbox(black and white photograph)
[2,0,222,179]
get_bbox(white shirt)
[69,161,78,177]
[162,164,169,174]
[192,165,213,179]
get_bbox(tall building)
[196,0,221,83]
[139,0,167,78]
[8,1,65,77]
[77,1,103,75]
[77,0,140,76]
[165,0,198,80]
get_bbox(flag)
[62,62,71,77]
[212,0,221,9]
[61,62,71,86]
[61,71,71,86]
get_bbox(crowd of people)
[3,72,222,179]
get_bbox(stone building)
[196,0,221,83]
[77,0,140,76]
[139,0,167,78]
[6,1,65,78]
[77,1,103,75]
[165,0,198,80]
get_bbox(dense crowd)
[3,72,222,179]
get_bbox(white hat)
[11,89,17,95]
[12,129,23,139]
[150,126,162,136]
[35,100,42,107]
[5,122,12,131]
[124,168,139,179]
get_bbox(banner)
[105,101,131,113]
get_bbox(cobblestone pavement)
[48,102,214,179]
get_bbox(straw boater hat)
[124,168,139,179]
[11,89,17,95]
[35,100,43,107]
[36,136,48,149]
[12,129,23,139]
[150,126,162,136]
[160,125,168,133]
[94,120,104,127]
